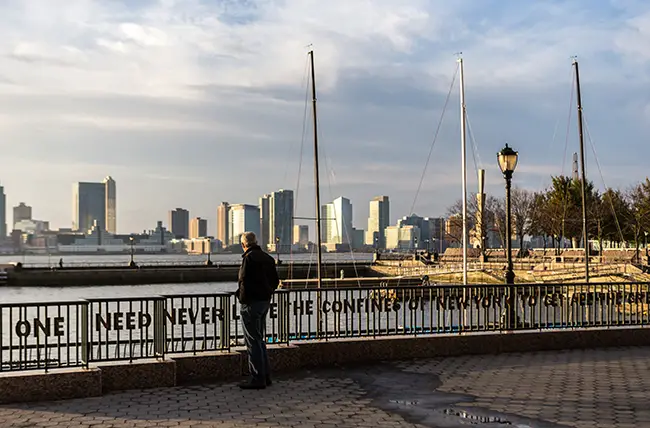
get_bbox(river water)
[0,253,373,303]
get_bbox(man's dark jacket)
[237,245,280,304]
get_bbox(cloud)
[0,0,649,234]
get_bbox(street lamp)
[206,238,213,266]
[497,143,518,329]
[129,236,136,268]
[275,236,281,265]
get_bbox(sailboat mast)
[458,56,468,285]
[309,50,323,287]
[573,59,589,283]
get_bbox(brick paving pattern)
[1,346,649,427]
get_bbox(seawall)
[4,262,375,287]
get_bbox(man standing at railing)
[237,231,279,390]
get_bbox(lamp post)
[206,238,213,266]
[129,236,136,268]
[276,236,281,265]
[497,143,519,329]
[645,231,649,264]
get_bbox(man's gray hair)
[241,231,258,247]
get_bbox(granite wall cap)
[0,367,101,404]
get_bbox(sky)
[0,0,649,236]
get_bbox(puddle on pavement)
[389,400,419,406]
[338,365,566,428]
[443,408,514,424]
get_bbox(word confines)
[9,291,649,339]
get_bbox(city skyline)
[1,1,650,233]
[0,178,451,239]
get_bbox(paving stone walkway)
[1,346,649,427]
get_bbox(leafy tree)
[625,179,650,262]
[599,188,629,247]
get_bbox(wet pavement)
[1,346,649,427]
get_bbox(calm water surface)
[0,282,238,304]
[0,253,372,303]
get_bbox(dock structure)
[280,276,426,289]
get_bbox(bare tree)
[446,193,502,255]
[511,188,534,255]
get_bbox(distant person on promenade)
[59,258,63,269]
[236,231,279,390]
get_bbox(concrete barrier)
[2,327,650,403]
[7,263,372,286]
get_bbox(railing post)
[220,295,231,351]
[81,302,89,368]
[153,298,165,359]
[277,291,289,344]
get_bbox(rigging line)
[538,67,573,194]
[538,116,561,192]
[316,118,344,280]
[561,66,576,177]
[583,113,626,243]
[317,117,361,283]
[556,67,577,243]
[293,56,312,215]
[465,110,482,174]
[409,63,459,216]
[284,56,311,188]
[289,56,312,262]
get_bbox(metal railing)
[87,297,164,363]
[2,281,649,372]
[1,301,88,372]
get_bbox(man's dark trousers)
[241,300,271,384]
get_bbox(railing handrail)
[0,300,87,308]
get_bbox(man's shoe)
[265,376,272,386]
[238,381,266,390]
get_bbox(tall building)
[190,217,208,239]
[73,182,106,232]
[385,225,421,250]
[430,217,446,253]
[259,195,270,249]
[293,225,309,246]
[72,178,117,233]
[0,185,5,238]
[266,189,293,252]
[365,196,390,249]
[168,208,190,239]
[321,196,353,245]
[229,204,260,245]
[13,202,32,229]
[104,176,117,234]
[217,202,230,247]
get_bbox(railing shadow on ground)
[2,280,650,373]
